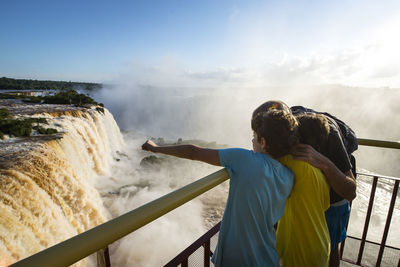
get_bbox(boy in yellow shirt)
[276,114,331,266]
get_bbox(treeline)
[0,77,102,91]
[0,89,104,108]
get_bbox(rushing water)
[1,89,399,266]
[0,102,226,266]
[0,106,123,266]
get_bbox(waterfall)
[0,107,124,266]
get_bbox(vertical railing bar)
[376,180,399,267]
[204,240,210,267]
[357,176,378,265]
[164,222,220,267]
[104,246,111,267]
[96,247,111,267]
[181,258,188,267]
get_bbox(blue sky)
[1,0,400,87]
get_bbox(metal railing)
[341,173,399,267]
[165,139,400,267]
[9,138,400,267]
[164,175,400,267]
[10,169,229,267]
[164,222,221,267]
[357,138,400,149]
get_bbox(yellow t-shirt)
[277,155,330,267]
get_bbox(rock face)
[0,102,124,266]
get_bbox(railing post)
[357,176,378,265]
[181,258,188,267]
[204,240,210,267]
[376,180,399,267]
[96,247,111,267]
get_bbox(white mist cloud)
[95,55,400,175]
[92,43,400,266]
[92,4,400,264]
[96,131,224,266]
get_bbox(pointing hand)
[142,140,158,152]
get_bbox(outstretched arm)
[292,143,356,201]
[141,140,221,166]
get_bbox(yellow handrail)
[9,138,400,267]
[357,138,400,149]
[10,169,229,267]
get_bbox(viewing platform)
[9,138,400,267]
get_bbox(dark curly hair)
[297,114,330,153]
[251,110,299,158]
[252,100,291,119]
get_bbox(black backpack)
[291,106,358,154]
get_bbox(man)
[253,101,357,267]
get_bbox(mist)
[94,130,225,266]
[89,62,400,265]
[94,62,400,176]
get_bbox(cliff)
[0,102,123,266]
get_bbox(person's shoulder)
[279,154,297,168]
[218,148,255,168]
[219,147,253,156]
[280,155,323,176]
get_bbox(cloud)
[110,31,400,92]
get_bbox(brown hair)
[251,110,299,158]
[297,114,330,152]
[252,100,291,119]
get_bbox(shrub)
[27,118,48,124]
[23,96,43,103]
[96,107,104,114]
[33,126,58,134]
[0,119,32,137]
[46,128,58,134]
[0,108,10,119]
[0,117,55,138]
[43,89,101,106]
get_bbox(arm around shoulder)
[320,160,357,201]
[292,144,357,201]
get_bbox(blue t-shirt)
[212,148,294,267]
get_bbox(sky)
[1,0,400,87]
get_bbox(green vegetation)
[0,108,10,119]
[0,108,58,139]
[96,107,105,114]
[23,96,42,103]
[0,93,26,99]
[0,77,102,91]
[0,89,104,107]
[33,126,58,135]
[0,87,104,140]
[43,89,103,106]
[0,119,32,137]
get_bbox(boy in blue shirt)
[142,109,298,266]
